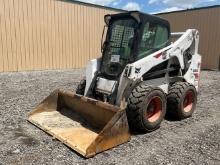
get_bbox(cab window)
[137,22,169,59]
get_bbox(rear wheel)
[167,82,197,119]
[127,82,166,132]
[76,78,86,95]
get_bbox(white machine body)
[85,29,201,105]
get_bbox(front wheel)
[75,78,86,95]
[126,83,167,133]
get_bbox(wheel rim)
[145,96,162,122]
[183,90,194,112]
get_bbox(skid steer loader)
[28,11,201,158]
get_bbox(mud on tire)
[167,82,197,119]
[76,78,86,95]
[127,82,166,133]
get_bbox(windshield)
[101,18,137,78]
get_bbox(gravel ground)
[0,70,219,165]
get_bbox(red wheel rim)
[183,90,194,112]
[145,96,162,122]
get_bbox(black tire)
[167,82,197,119]
[127,82,167,133]
[75,78,86,95]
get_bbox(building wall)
[0,0,118,72]
[0,1,219,72]
[158,7,220,70]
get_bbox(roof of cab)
[107,11,170,28]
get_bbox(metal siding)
[1,1,218,72]
[0,0,5,72]
[0,0,117,72]
[158,7,220,70]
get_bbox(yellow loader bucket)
[28,89,130,158]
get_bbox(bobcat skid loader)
[28,11,201,158]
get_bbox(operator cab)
[100,11,170,79]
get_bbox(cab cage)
[105,11,170,37]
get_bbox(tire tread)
[127,82,165,132]
[167,82,197,119]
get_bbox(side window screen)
[109,20,135,56]
[138,23,169,59]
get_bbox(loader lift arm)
[126,29,200,80]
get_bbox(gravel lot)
[0,70,219,165]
